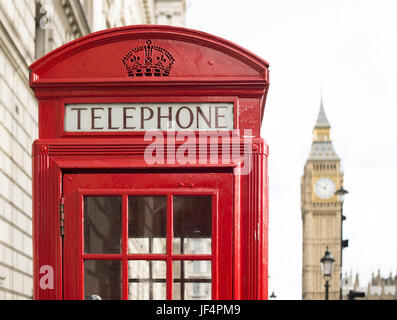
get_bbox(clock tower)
[301,99,344,300]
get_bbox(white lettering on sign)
[64,103,234,132]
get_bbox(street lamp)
[320,247,335,300]
[335,186,348,203]
[335,186,349,300]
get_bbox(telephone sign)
[64,103,234,132]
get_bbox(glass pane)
[84,196,121,254]
[84,260,121,300]
[173,283,181,300]
[173,196,212,254]
[184,283,211,300]
[128,260,166,300]
[173,261,212,300]
[128,197,167,254]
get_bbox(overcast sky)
[186,0,397,299]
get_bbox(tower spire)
[312,97,332,143]
[315,96,330,128]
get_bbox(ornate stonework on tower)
[301,100,344,300]
[342,270,397,300]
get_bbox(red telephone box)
[29,25,269,300]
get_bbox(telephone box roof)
[30,25,269,83]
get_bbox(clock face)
[314,177,336,199]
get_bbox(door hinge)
[60,197,65,237]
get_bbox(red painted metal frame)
[63,174,229,300]
[32,141,267,300]
[30,25,270,300]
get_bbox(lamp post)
[335,186,349,300]
[320,247,335,300]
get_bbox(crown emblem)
[122,40,175,77]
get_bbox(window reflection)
[173,261,212,300]
[128,197,167,254]
[84,196,122,254]
[173,196,212,254]
[128,260,166,300]
[83,195,214,300]
[84,260,121,300]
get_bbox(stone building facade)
[0,0,185,300]
[301,100,344,300]
[342,270,397,300]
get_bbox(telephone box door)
[62,171,233,300]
